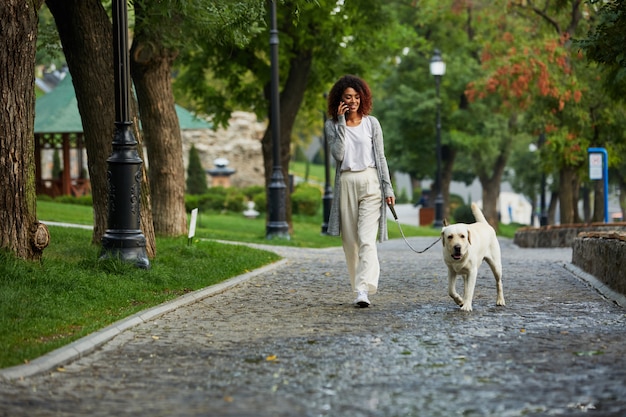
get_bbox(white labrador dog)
[441,203,505,312]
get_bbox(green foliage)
[448,193,465,217]
[395,188,409,204]
[186,144,209,195]
[184,187,246,213]
[36,5,65,68]
[293,145,308,163]
[576,1,626,101]
[174,0,411,128]
[291,182,321,216]
[253,192,267,215]
[53,195,93,206]
[242,185,267,214]
[453,204,475,224]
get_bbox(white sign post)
[188,208,198,245]
[587,148,609,223]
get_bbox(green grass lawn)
[0,221,280,369]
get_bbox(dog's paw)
[496,298,506,306]
[460,304,473,312]
[451,295,464,306]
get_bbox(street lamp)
[100,0,150,268]
[321,93,333,234]
[266,0,290,240]
[529,134,549,226]
[430,49,446,228]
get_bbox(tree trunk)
[620,178,626,221]
[441,145,456,220]
[262,50,313,232]
[480,175,501,230]
[592,180,604,223]
[47,0,156,257]
[131,26,187,237]
[0,0,48,260]
[477,149,508,231]
[548,190,558,225]
[559,166,577,224]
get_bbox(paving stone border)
[514,224,626,298]
[513,222,626,248]
[572,231,626,297]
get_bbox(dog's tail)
[471,203,488,223]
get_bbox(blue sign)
[587,147,608,223]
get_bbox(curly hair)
[327,74,373,122]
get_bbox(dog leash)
[388,203,441,254]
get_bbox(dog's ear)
[467,229,471,245]
[443,218,449,227]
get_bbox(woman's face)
[341,87,361,114]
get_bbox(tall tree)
[463,0,597,225]
[376,0,480,221]
[0,0,48,260]
[175,0,408,231]
[46,0,156,257]
[577,0,626,219]
[129,0,265,236]
[186,145,208,195]
[131,0,187,236]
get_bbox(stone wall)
[513,223,626,248]
[513,224,626,297]
[572,232,626,296]
[182,111,267,188]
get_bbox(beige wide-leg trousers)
[339,167,382,294]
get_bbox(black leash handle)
[388,203,440,254]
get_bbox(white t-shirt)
[340,116,376,172]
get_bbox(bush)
[242,185,266,214]
[291,182,321,216]
[184,187,245,213]
[449,193,464,215]
[453,204,476,224]
[396,188,409,204]
[253,192,267,214]
[186,144,208,195]
[54,195,93,206]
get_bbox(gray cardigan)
[324,115,395,242]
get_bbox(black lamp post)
[321,93,333,234]
[430,49,446,228]
[266,0,290,240]
[538,133,548,226]
[100,0,150,268]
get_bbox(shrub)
[291,182,321,216]
[186,144,208,195]
[253,192,267,214]
[243,185,266,214]
[396,188,409,204]
[453,204,476,224]
[54,195,93,206]
[185,187,245,213]
[449,193,464,215]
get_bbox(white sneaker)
[355,290,370,308]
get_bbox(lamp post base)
[433,193,444,228]
[266,167,290,240]
[321,187,333,235]
[100,232,150,269]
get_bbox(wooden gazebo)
[34,73,213,198]
[34,74,89,197]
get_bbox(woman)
[325,74,395,308]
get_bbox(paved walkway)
[1,221,626,416]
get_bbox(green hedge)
[291,182,321,216]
